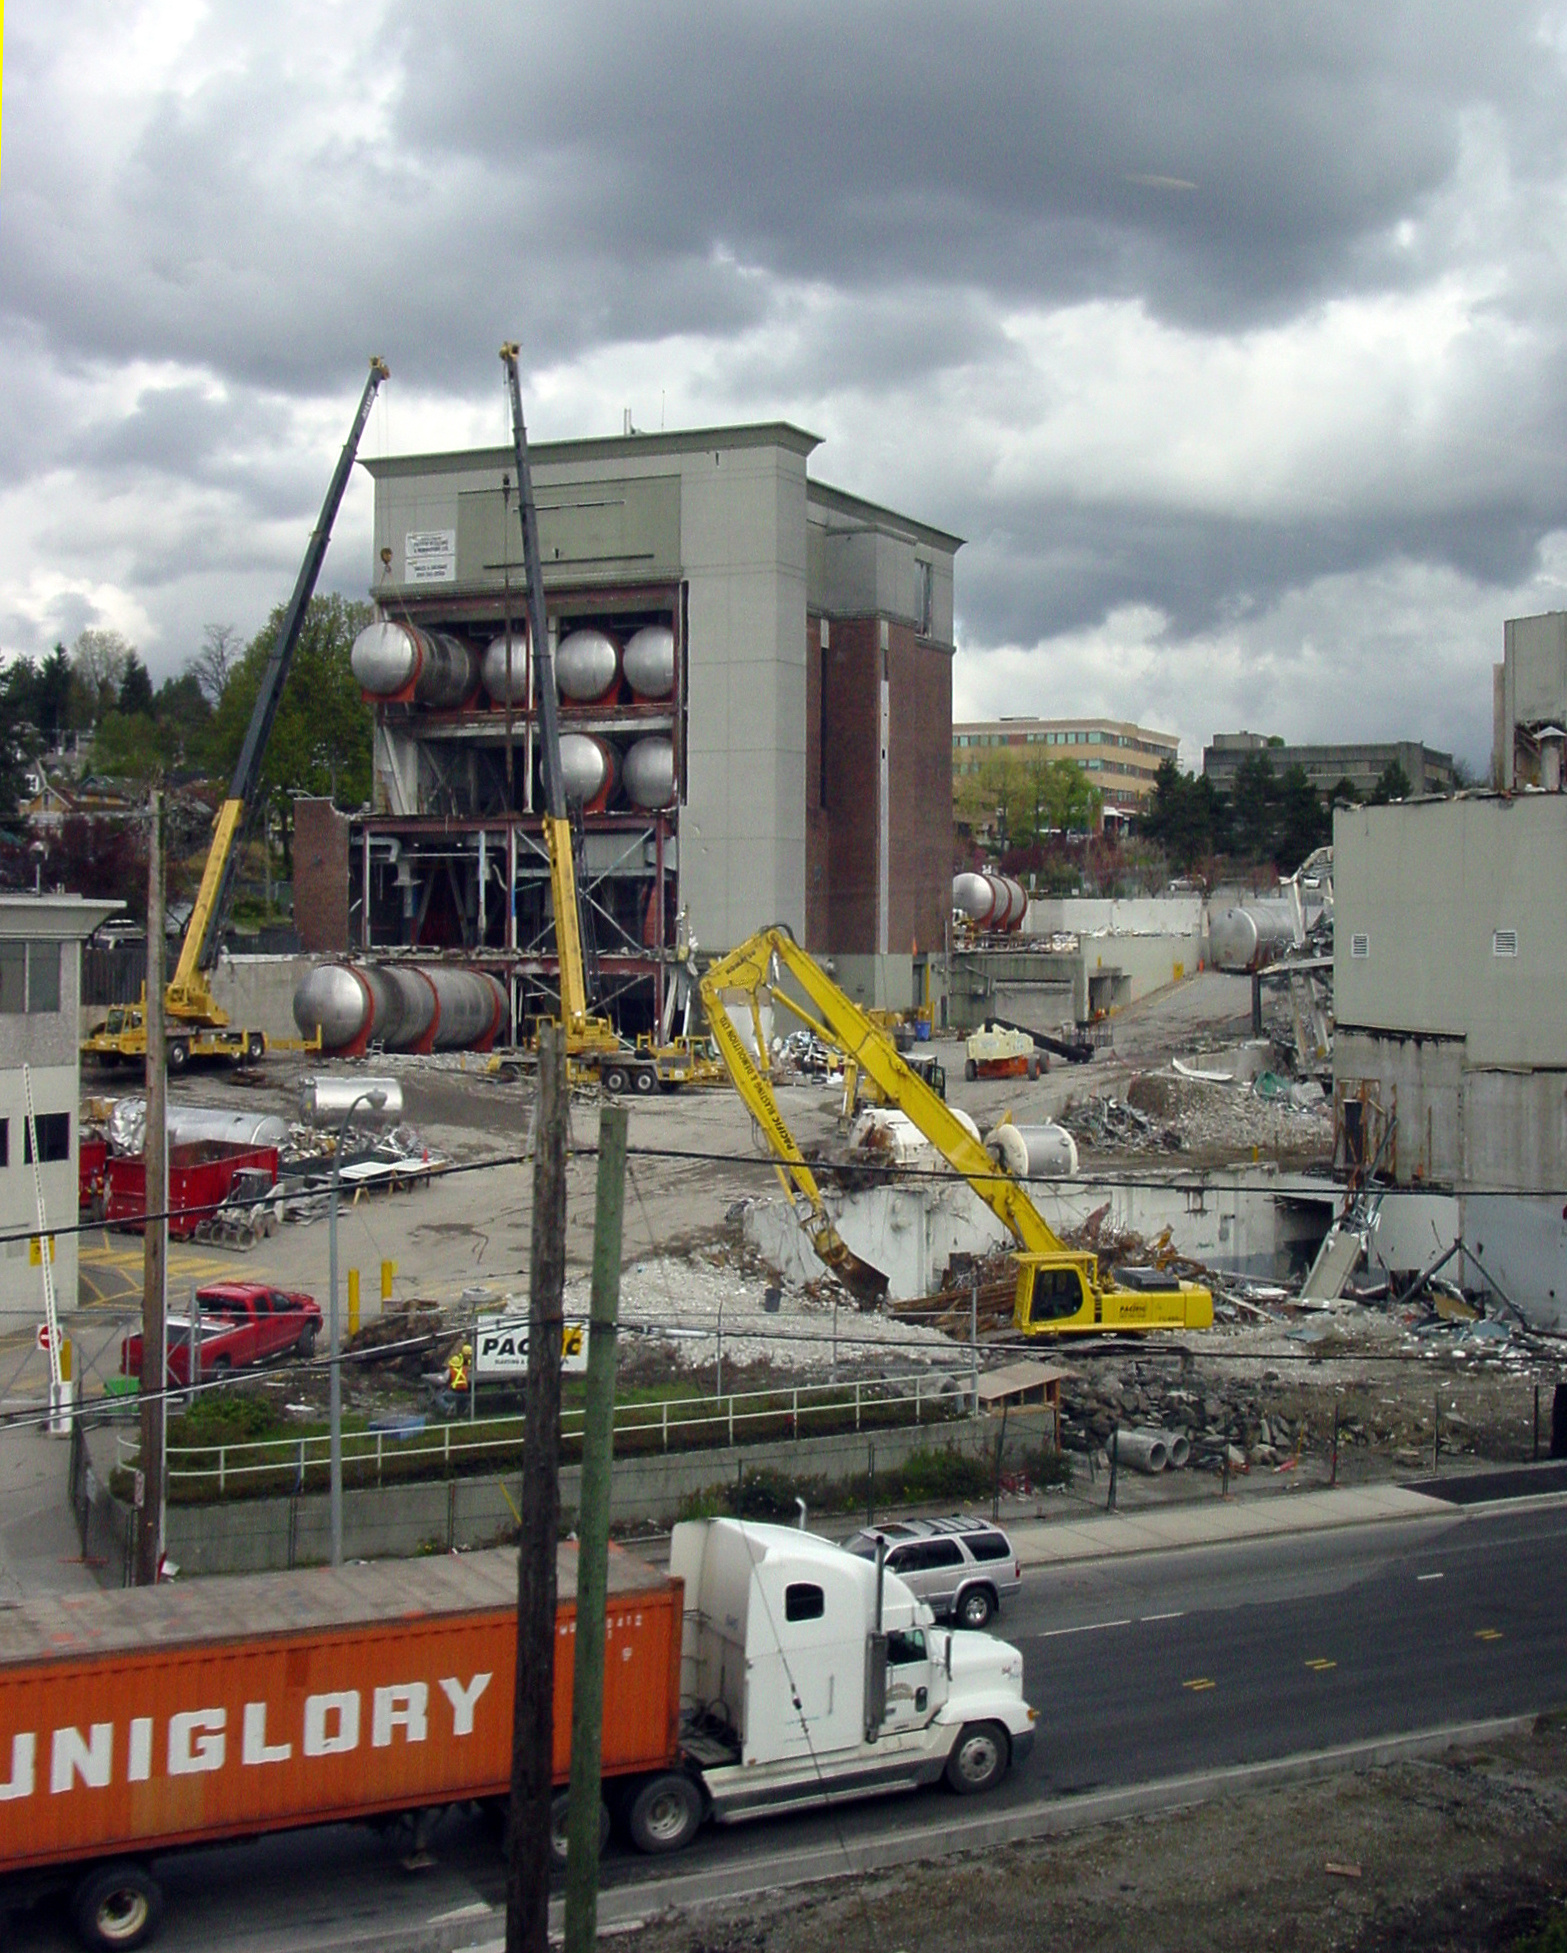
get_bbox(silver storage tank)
[298,1076,404,1126]
[952,872,1028,932]
[106,1100,291,1156]
[293,962,436,1053]
[986,1121,1080,1179]
[623,735,676,809]
[622,625,675,700]
[1208,904,1296,973]
[350,621,478,708]
[481,628,531,705]
[558,732,618,811]
[556,628,621,703]
[424,967,508,1050]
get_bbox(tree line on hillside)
[0,594,373,900]
[1137,753,1416,874]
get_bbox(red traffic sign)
[36,1324,53,1352]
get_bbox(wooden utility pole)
[135,790,167,1587]
[507,1025,567,1953]
[563,1102,627,1953]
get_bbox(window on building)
[0,1119,7,1167]
[915,559,933,635]
[26,943,60,1014]
[0,943,23,1014]
[23,1112,69,1164]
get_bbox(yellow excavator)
[83,355,390,1073]
[699,926,1213,1336]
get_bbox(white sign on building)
[404,530,457,584]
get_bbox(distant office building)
[952,717,1179,819]
[1203,732,1454,799]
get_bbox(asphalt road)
[8,1500,1566,1952]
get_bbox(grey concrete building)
[329,424,961,1028]
[1334,795,1567,1192]
[0,894,119,1315]
[1204,732,1454,799]
[1494,610,1567,790]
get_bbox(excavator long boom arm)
[168,355,390,1015]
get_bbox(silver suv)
[844,1517,1022,1629]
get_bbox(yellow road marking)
[1183,1678,1216,1692]
[1305,1658,1337,1671]
[1476,1628,1504,1642]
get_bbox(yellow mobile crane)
[699,926,1213,1335]
[83,357,390,1074]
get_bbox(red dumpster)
[104,1142,279,1238]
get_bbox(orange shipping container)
[0,1544,680,1878]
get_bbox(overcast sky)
[9,1,1567,773]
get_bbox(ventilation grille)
[1493,929,1519,958]
[1350,934,1370,959]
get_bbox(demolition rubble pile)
[1062,1069,1333,1162]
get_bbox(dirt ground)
[631,1719,1567,1953]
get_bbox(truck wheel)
[627,1772,702,1853]
[602,1064,630,1096]
[550,1789,611,1867]
[167,1039,189,1073]
[246,1033,265,1062]
[956,1585,996,1630]
[72,1862,163,1950]
[944,1721,1009,1795]
[964,1058,978,1082]
[296,1325,318,1357]
[631,1064,658,1096]
[1026,1054,1039,1080]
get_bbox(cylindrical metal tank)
[952,872,1027,932]
[106,1100,291,1157]
[423,967,508,1051]
[986,1121,1080,1180]
[623,736,676,809]
[298,1076,404,1126]
[623,625,675,700]
[350,621,478,708]
[480,627,531,705]
[1208,903,1296,974]
[556,628,621,704]
[558,732,619,812]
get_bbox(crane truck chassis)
[0,1522,1032,1951]
[698,926,1213,1335]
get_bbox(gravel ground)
[628,1718,1567,1953]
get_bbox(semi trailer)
[0,1521,1033,1950]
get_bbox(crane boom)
[168,356,389,1017]
[499,342,594,1039]
[700,927,1212,1334]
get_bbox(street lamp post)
[329,1088,387,1565]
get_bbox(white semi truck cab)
[664,1518,1036,1834]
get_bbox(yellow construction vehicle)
[82,356,389,1074]
[699,926,1213,1336]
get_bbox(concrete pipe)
[556,628,621,703]
[1109,1428,1170,1474]
[1208,903,1297,974]
[481,627,531,704]
[986,1121,1080,1180]
[623,735,676,809]
[298,1076,404,1126]
[558,732,619,812]
[350,621,479,708]
[623,624,675,700]
[1165,1431,1191,1469]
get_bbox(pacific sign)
[473,1316,589,1380]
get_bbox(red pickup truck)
[120,1281,322,1386]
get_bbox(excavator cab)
[1015,1252,1213,1335]
[1014,1256,1100,1332]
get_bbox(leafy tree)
[152,672,213,770]
[117,656,155,716]
[1326,775,1359,808]
[1274,764,1330,869]
[1139,759,1219,872]
[205,593,373,873]
[1229,753,1277,860]
[71,628,136,723]
[1024,756,1101,838]
[1369,759,1412,804]
[36,646,76,741]
[91,710,165,783]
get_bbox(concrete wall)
[207,954,319,1046]
[949,948,1080,1034]
[1499,612,1567,788]
[89,1416,996,1578]
[1026,897,1204,939]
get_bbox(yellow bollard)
[347,1269,361,1338]
[381,1260,395,1303]
[58,1337,72,1384]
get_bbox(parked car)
[844,1516,1022,1628]
[120,1281,321,1386]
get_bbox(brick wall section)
[821,617,880,953]
[805,618,831,951]
[897,629,953,954]
[292,796,350,953]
